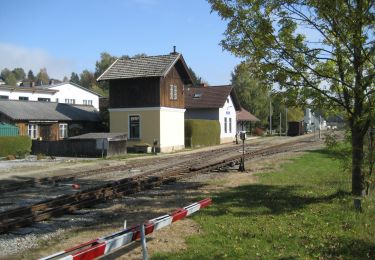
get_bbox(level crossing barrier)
[40,198,212,260]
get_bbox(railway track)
[0,136,320,234]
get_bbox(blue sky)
[0,0,241,85]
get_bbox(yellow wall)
[109,107,185,152]
[110,109,161,147]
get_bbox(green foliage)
[0,136,32,157]
[36,68,49,85]
[12,68,26,81]
[79,70,96,89]
[232,61,269,125]
[188,67,203,86]
[153,151,375,259]
[208,0,375,195]
[27,70,35,80]
[70,72,80,84]
[185,119,220,148]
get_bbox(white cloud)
[0,42,75,80]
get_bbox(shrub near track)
[153,150,375,259]
[0,136,31,157]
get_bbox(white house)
[304,108,327,132]
[0,82,101,110]
[185,85,241,143]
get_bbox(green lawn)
[153,150,375,259]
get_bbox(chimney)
[171,45,178,54]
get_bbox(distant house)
[0,100,101,140]
[0,82,101,110]
[185,85,241,143]
[236,107,260,131]
[0,77,5,85]
[304,108,327,132]
[97,52,193,152]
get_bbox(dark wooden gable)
[108,55,192,109]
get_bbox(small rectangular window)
[224,117,227,133]
[19,96,29,101]
[56,98,59,103]
[83,100,93,106]
[169,85,174,100]
[59,123,68,138]
[38,98,50,102]
[229,118,232,133]
[28,124,38,139]
[0,95,9,100]
[65,99,75,104]
[129,115,140,139]
[173,85,177,100]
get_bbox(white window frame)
[83,100,93,106]
[65,99,75,104]
[229,117,232,133]
[128,115,140,139]
[28,124,38,139]
[59,123,68,139]
[170,85,177,100]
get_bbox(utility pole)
[279,112,281,136]
[285,107,288,136]
[269,99,272,135]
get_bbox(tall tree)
[27,70,35,81]
[232,61,270,125]
[188,67,203,86]
[12,68,26,81]
[1,68,17,86]
[80,70,95,89]
[209,0,375,198]
[36,68,49,85]
[70,72,80,84]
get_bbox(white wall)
[160,107,185,151]
[219,95,237,142]
[0,89,54,101]
[49,83,100,110]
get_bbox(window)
[193,93,202,99]
[56,98,59,103]
[169,85,177,100]
[83,100,93,106]
[38,97,50,102]
[0,95,9,100]
[227,98,229,103]
[65,99,75,104]
[129,115,140,139]
[229,118,232,133]
[28,124,38,139]
[59,123,68,138]
[224,117,227,133]
[19,96,29,101]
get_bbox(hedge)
[185,119,220,148]
[0,136,32,157]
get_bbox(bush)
[0,136,32,157]
[185,119,220,148]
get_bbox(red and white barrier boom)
[40,198,212,260]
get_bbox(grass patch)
[153,150,375,259]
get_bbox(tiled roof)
[0,100,101,122]
[97,54,181,81]
[237,107,260,121]
[185,85,241,109]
